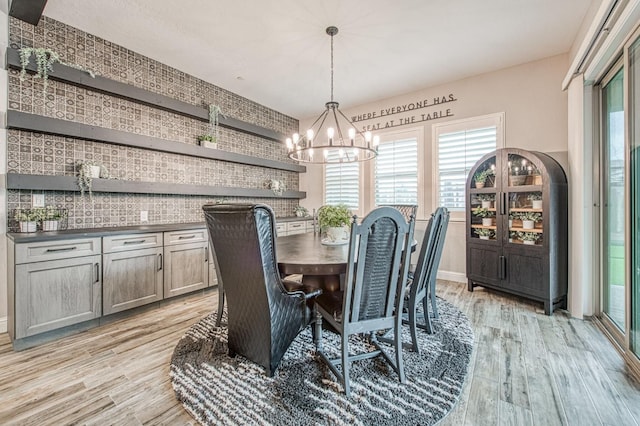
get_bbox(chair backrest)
[409,207,449,300]
[343,206,415,324]
[202,203,281,327]
[378,204,417,223]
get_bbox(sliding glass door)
[630,36,640,358]
[601,67,625,332]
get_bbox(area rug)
[170,298,474,426]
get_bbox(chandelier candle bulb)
[349,128,356,145]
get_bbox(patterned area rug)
[170,298,474,426]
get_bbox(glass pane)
[630,37,640,355]
[602,68,625,331]
[506,153,544,246]
[469,156,497,241]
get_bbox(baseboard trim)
[0,316,7,334]
[437,270,466,283]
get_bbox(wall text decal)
[350,94,457,131]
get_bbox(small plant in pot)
[520,211,542,229]
[14,209,41,233]
[294,205,309,217]
[318,204,352,245]
[476,193,495,208]
[41,206,67,231]
[517,231,541,245]
[527,192,543,209]
[474,168,494,189]
[197,134,217,149]
[472,207,495,226]
[77,160,109,199]
[508,211,520,228]
[475,227,494,240]
[264,178,286,196]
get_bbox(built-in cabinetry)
[276,218,315,236]
[8,238,102,340]
[466,148,568,314]
[103,233,164,315]
[163,229,209,298]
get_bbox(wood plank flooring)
[0,282,639,425]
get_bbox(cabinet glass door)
[506,153,543,246]
[470,156,497,241]
[630,37,640,356]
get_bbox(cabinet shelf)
[6,173,306,199]
[470,225,496,229]
[509,227,543,233]
[510,208,543,212]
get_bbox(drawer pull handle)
[178,235,196,240]
[46,246,77,253]
[158,253,163,271]
[124,240,146,245]
[205,247,208,262]
[95,263,100,283]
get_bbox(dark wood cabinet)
[466,148,568,314]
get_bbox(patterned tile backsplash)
[8,16,304,228]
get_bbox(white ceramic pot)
[522,220,535,229]
[201,140,218,149]
[508,219,513,228]
[42,220,59,231]
[295,211,305,217]
[481,201,492,209]
[479,235,490,240]
[323,226,349,245]
[19,221,37,233]
[532,200,543,209]
[523,240,536,245]
[482,218,493,226]
[89,165,101,178]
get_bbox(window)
[433,113,504,212]
[324,151,359,210]
[375,136,418,206]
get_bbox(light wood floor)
[1,282,639,425]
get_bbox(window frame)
[432,112,505,221]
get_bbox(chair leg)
[342,334,351,397]
[422,296,433,334]
[395,320,405,384]
[408,299,420,353]
[215,286,225,327]
[314,309,323,353]
[429,279,438,320]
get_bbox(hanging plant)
[198,104,226,145]
[19,47,96,91]
[264,178,286,196]
[77,160,109,200]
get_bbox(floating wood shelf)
[7,48,287,143]
[7,173,306,199]
[7,111,305,173]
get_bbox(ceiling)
[42,0,596,120]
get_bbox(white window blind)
[324,152,359,210]
[375,137,418,205]
[437,126,496,210]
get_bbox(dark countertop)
[8,216,314,243]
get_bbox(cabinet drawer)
[286,221,307,235]
[276,223,286,236]
[103,233,163,253]
[15,238,101,264]
[306,220,315,232]
[164,229,208,246]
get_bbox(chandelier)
[287,26,379,164]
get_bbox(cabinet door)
[15,255,101,338]
[467,242,502,288]
[504,246,548,298]
[103,247,163,314]
[164,241,209,298]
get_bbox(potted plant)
[77,160,109,199]
[477,193,494,208]
[509,230,518,243]
[197,104,225,147]
[472,207,494,226]
[264,178,286,196]
[14,209,41,233]
[517,231,541,245]
[508,211,519,228]
[294,205,309,217]
[527,192,543,209]
[520,211,542,229]
[318,204,352,244]
[41,206,67,231]
[19,47,95,91]
[474,228,494,240]
[473,168,494,189]
[197,134,218,149]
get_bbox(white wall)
[300,53,570,291]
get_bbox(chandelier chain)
[330,29,334,102]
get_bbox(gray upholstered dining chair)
[314,206,415,397]
[404,207,449,352]
[378,204,417,223]
[203,203,321,376]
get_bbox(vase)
[19,221,37,233]
[482,218,493,226]
[522,220,535,229]
[42,220,59,231]
[532,200,542,209]
[481,201,492,209]
[322,226,349,245]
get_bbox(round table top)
[276,232,349,276]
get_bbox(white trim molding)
[437,270,466,284]
[0,316,7,334]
